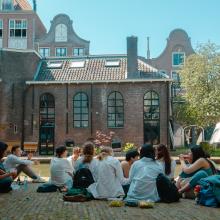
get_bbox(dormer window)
[47,61,63,69]
[73,48,84,56]
[55,48,67,57]
[69,60,85,68]
[105,59,120,67]
[55,24,67,42]
[172,52,185,66]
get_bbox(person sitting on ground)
[88,147,129,199]
[0,141,17,193]
[3,145,45,183]
[177,145,217,194]
[156,144,176,181]
[121,149,139,178]
[125,144,164,202]
[67,147,81,168]
[50,146,74,192]
[74,142,98,182]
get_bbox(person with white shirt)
[125,144,164,202]
[50,146,74,192]
[3,145,45,183]
[156,144,176,180]
[88,147,129,199]
[67,147,81,168]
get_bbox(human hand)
[179,154,185,161]
[27,153,33,160]
[10,170,17,178]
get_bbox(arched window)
[55,24,67,42]
[73,92,89,128]
[107,92,124,128]
[144,91,160,144]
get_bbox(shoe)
[32,177,46,183]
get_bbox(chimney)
[127,36,139,79]
[147,36,150,59]
[33,0,37,12]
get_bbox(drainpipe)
[90,84,93,137]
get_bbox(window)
[39,48,50,57]
[55,24,67,42]
[0,20,2,38]
[69,60,85,68]
[172,52,185,66]
[172,71,180,82]
[107,92,124,128]
[1,0,13,10]
[55,48,67,57]
[73,48,84,56]
[9,20,27,38]
[105,59,120,67]
[47,61,63,69]
[73,92,89,128]
[144,91,160,144]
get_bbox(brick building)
[0,0,195,154]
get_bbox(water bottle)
[23,176,28,192]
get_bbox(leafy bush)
[123,143,136,152]
[200,141,215,156]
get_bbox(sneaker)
[32,177,46,183]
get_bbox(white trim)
[8,19,28,39]
[1,48,42,58]
[73,47,85,56]
[26,78,173,85]
[0,19,3,38]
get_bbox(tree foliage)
[174,42,220,127]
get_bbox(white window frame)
[73,47,85,56]
[9,19,27,38]
[172,52,185,67]
[55,24,67,42]
[39,47,50,58]
[55,47,67,57]
[0,19,3,38]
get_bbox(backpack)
[37,183,58,193]
[73,167,94,189]
[197,175,220,208]
[156,173,180,203]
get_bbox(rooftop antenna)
[147,36,150,59]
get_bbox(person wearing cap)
[125,144,164,202]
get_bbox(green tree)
[174,42,220,127]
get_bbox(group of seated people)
[0,140,218,202]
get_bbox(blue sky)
[36,0,220,58]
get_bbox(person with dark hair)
[156,144,176,180]
[121,149,139,178]
[177,145,216,194]
[125,144,164,202]
[50,146,74,192]
[0,141,16,193]
[74,142,98,181]
[3,145,45,183]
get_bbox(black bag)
[37,183,58,193]
[156,173,180,203]
[73,168,94,189]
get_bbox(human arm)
[121,161,129,178]
[8,155,33,166]
[115,160,130,185]
[0,170,17,180]
[179,155,206,174]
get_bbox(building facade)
[0,0,196,153]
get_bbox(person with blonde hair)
[87,147,129,199]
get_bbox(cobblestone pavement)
[0,184,220,220]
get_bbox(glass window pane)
[152,100,159,105]
[108,93,115,99]
[116,100,123,106]
[10,20,14,29]
[74,114,81,120]
[151,92,158,99]
[82,114,88,120]
[108,99,115,106]
[108,121,115,127]
[116,92,122,99]
[82,108,88,113]
[108,114,115,120]
[116,121,124,127]
[74,121,81,128]
[81,93,87,101]
[116,107,123,113]
[81,101,88,107]
[74,108,80,114]
[144,100,151,106]
[74,101,81,107]
[74,93,81,100]
[108,107,115,113]
[82,121,88,128]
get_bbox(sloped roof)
[34,55,163,82]
[14,0,32,10]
